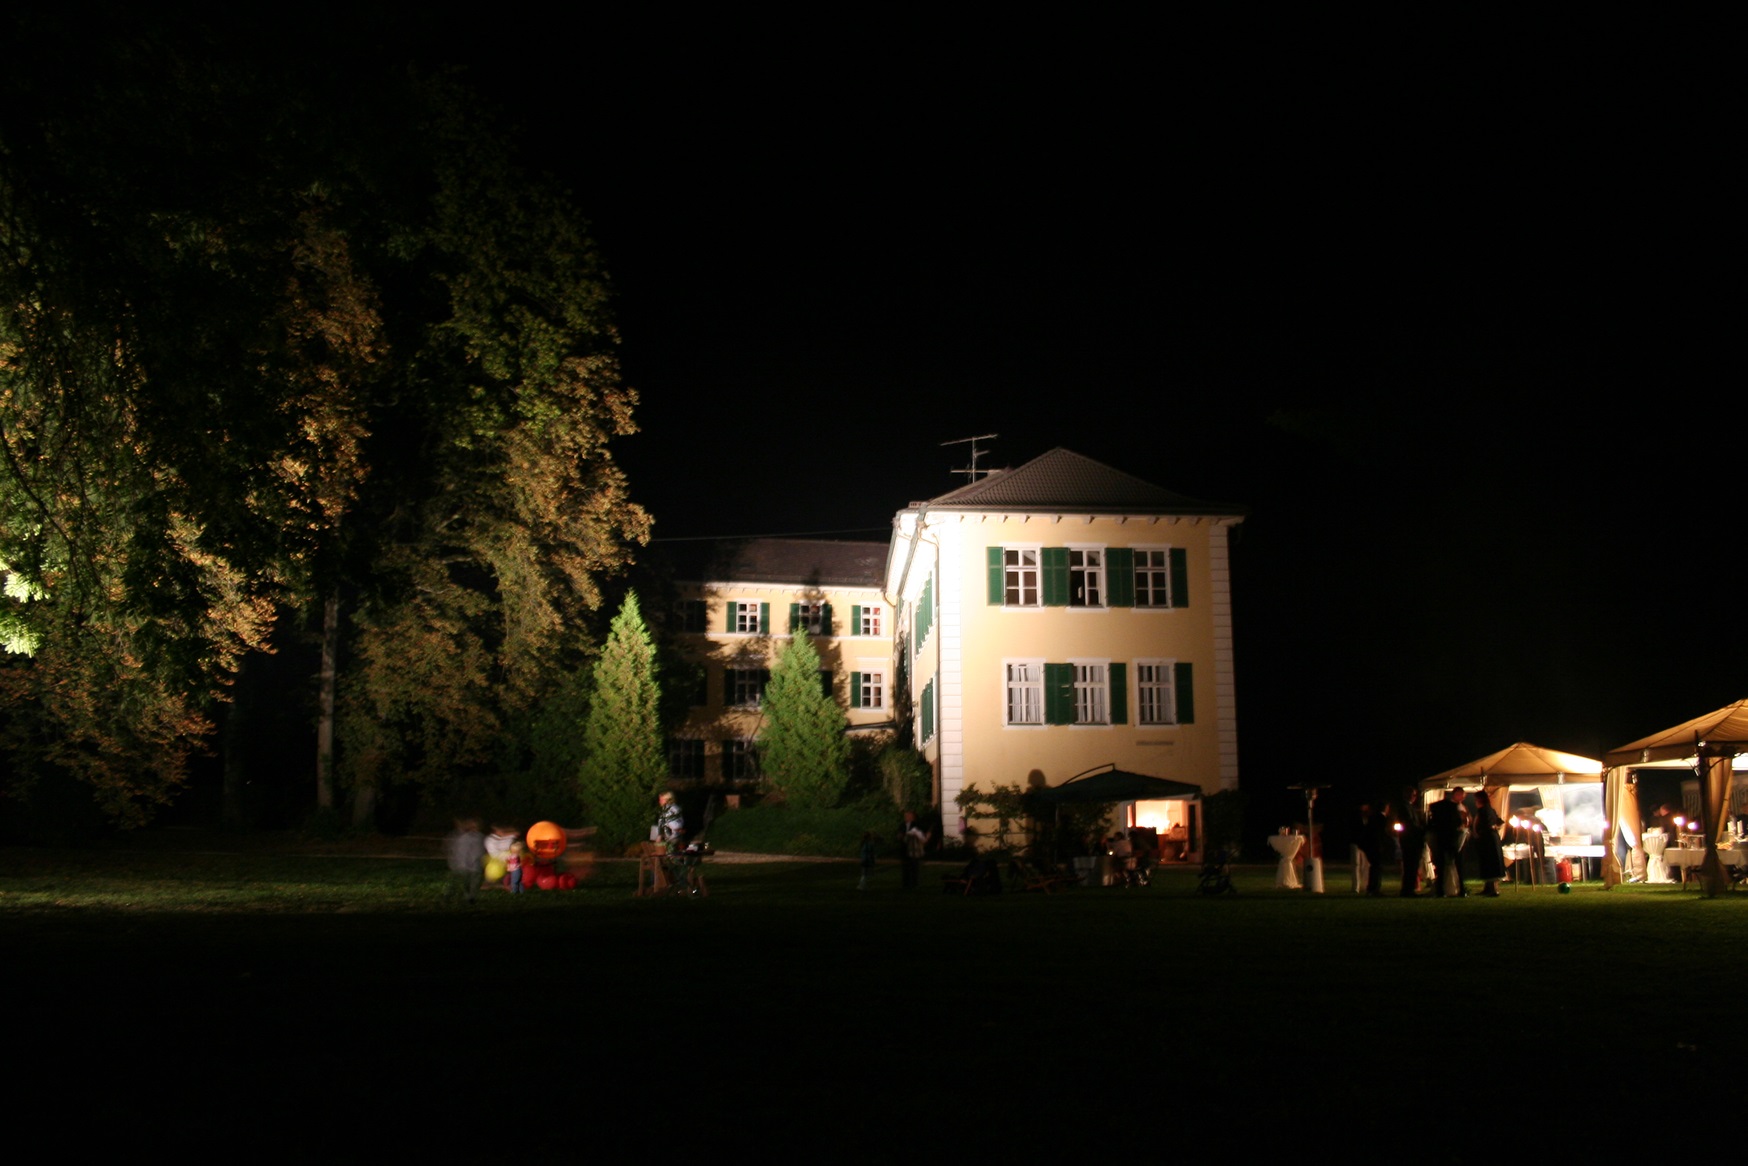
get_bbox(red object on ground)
[538,875,559,891]
[1556,857,1574,883]
[558,873,577,890]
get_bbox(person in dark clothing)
[1472,790,1507,896]
[1392,787,1428,897]
[1428,787,1470,897]
[900,810,929,890]
[1354,802,1387,896]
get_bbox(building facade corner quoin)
[1212,516,1242,791]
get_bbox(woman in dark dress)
[1473,790,1507,896]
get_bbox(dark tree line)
[0,13,648,828]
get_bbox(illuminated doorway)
[1131,797,1200,862]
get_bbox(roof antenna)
[941,434,999,481]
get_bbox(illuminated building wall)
[887,450,1245,839]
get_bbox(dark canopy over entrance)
[1034,765,1202,805]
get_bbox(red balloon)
[558,873,577,890]
[537,875,559,891]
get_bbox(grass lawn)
[4,834,1742,1160]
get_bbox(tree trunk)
[316,591,337,812]
[222,654,248,827]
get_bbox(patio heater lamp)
[1287,784,1331,893]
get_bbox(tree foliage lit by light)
[759,631,851,810]
[576,592,667,849]
[0,20,648,824]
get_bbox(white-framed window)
[725,738,760,781]
[1134,549,1173,608]
[1136,659,1175,725]
[733,600,764,634]
[1072,660,1110,725]
[792,601,825,635]
[1068,547,1104,608]
[727,667,768,708]
[1005,659,1044,725]
[858,605,882,636]
[1004,547,1040,607]
[852,661,886,710]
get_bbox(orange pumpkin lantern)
[525,820,568,860]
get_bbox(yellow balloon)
[483,858,506,882]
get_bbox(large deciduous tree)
[0,17,648,826]
[0,30,375,822]
[576,592,666,849]
[759,632,850,810]
[331,77,648,822]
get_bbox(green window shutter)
[1174,662,1195,724]
[694,666,710,707]
[1170,548,1190,609]
[1110,663,1127,725]
[723,667,733,706]
[759,602,770,634]
[987,546,1005,605]
[919,578,932,641]
[820,602,833,635]
[1042,547,1069,606]
[920,679,934,741]
[1044,663,1074,725]
[725,602,737,633]
[850,604,861,634]
[788,603,800,633]
[850,671,863,708]
[819,669,833,700]
[1107,548,1134,607]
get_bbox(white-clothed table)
[1269,833,1304,889]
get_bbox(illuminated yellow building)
[885,449,1245,844]
[668,539,894,785]
[667,450,1245,848]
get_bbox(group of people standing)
[1352,786,1508,898]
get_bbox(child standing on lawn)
[485,824,520,891]
[445,818,486,903]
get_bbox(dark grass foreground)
[4,837,1741,1161]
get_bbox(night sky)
[423,20,1737,812]
[72,16,1748,813]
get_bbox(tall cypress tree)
[760,631,850,810]
[577,592,666,848]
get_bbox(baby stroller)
[1197,845,1237,896]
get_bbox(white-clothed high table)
[1269,833,1304,889]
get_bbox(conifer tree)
[577,592,667,848]
[760,631,850,810]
